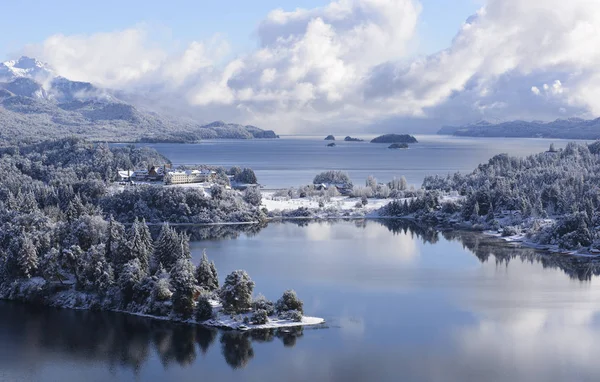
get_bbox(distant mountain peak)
[0,56,53,81]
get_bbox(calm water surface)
[2,221,600,382]
[124,135,577,188]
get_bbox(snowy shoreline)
[0,281,326,332]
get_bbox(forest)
[0,138,305,328]
[383,142,600,251]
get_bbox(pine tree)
[170,257,197,318]
[119,258,146,303]
[219,270,254,314]
[65,194,86,222]
[195,250,219,291]
[128,218,153,274]
[40,248,62,283]
[20,191,39,213]
[79,244,114,294]
[17,234,38,278]
[105,215,127,267]
[151,223,180,272]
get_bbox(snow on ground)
[204,314,325,330]
[203,299,325,330]
[14,285,326,332]
[261,191,389,215]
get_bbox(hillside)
[438,118,600,139]
[0,57,279,144]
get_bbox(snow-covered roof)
[167,169,216,176]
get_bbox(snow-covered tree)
[234,168,258,184]
[170,257,197,318]
[195,250,219,291]
[219,270,255,314]
[243,186,262,206]
[65,194,86,222]
[313,170,352,187]
[105,216,127,267]
[40,248,62,282]
[17,234,38,279]
[366,175,377,189]
[250,309,269,325]
[252,294,275,316]
[128,218,153,273]
[151,223,181,272]
[78,244,114,294]
[196,293,213,321]
[275,290,304,315]
[119,258,146,303]
[152,264,172,302]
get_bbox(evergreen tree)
[151,223,180,272]
[40,248,62,282]
[275,290,304,315]
[196,293,213,321]
[20,191,38,213]
[170,257,197,318]
[105,215,127,268]
[17,234,38,278]
[119,258,146,304]
[128,218,153,274]
[195,250,219,291]
[219,270,254,314]
[65,194,86,222]
[78,244,114,294]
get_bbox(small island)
[371,134,418,144]
[324,135,336,141]
[327,142,336,147]
[344,136,364,142]
[388,143,408,149]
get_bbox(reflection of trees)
[196,326,218,354]
[150,223,267,242]
[374,218,600,281]
[220,331,255,369]
[443,230,600,281]
[165,219,600,282]
[277,326,304,347]
[0,301,303,373]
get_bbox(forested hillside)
[384,142,600,251]
[0,138,289,326]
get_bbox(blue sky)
[1,0,480,60]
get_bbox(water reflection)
[181,219,600,281]
[4,220,600,381]
[0,301,303,373]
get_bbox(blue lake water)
[122,135,576,188]
[3,221,600,382]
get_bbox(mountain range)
[0,57,278,145]
[437,118,600,140]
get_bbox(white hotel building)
[164,169,216,185]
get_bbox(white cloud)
[24,26,229,90]
[20,0,600,132]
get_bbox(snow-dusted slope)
[0,56,279,144]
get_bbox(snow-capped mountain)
[0,56,278,144]
[0,56,53,82]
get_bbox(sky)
[0,0,479,59]
[1,0,598,134]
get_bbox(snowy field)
[261,191,390,217]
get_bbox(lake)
[120,135,576,188]
[3,220,600,382]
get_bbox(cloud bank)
[22,0,600,133]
